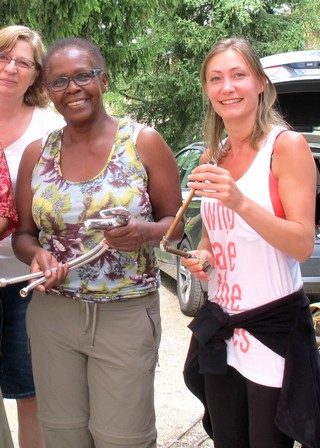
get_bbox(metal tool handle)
[84,207,131,230]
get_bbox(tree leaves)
[2,0,317,151]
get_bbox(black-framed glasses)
[47,69,103,92]
[0,52,37,69]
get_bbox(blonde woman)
[0,25,63,448]
[183,37,318,448]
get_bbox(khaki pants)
[27,291,161,448]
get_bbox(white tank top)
[0,106,64,277]
[201,126,302,387]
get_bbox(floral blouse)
[0,149,18,240]
[31,117,160,302]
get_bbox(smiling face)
[204,48,265,125]
[45,46,108,125]
[0,39,37,100]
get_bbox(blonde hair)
[200,37,287,161]
[0,25,49,107]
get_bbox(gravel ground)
[4,273,303,447]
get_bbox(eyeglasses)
[47,69,103,92]
[0,52,37,69]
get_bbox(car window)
[176,149,203,188]
[261,50,320,131]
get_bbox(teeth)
[67,100,86,107]
[221,99,241,104]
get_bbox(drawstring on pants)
[82,302,98,348]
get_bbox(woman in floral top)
[0,149,17,448]
[13,37,183,448]
[0,148,17,240]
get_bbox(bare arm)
[188,131,316,262]
[12,140,68,290]
[0,217,9,237]
[103,127,184,250]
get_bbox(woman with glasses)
[0,24,64,448]
[12,37,183,448]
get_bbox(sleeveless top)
[0,106,64,276]
[201,126,303,387]
[31,117,160,302]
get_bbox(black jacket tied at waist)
[183,288,320,448]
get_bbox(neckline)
[55,117,124,185]
[235,128,281,184]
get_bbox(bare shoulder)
[273,130,315,176]
[136,126,167,148]
[134,126,178,179]
[135,126,174,159]
[19,139,43,173]
[274,130,311,156]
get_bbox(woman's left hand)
[103,218,146,251]
[187,163,244,211]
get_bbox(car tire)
[177,238,206,317]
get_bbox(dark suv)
[156,49,320,316]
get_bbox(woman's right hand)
[181,249,214,281]
[30,248,69,292]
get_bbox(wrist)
[234,195,250,216]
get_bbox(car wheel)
[177,238,206,317]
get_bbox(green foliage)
[1,0,318,151]
[1,0,163,83]
[295,0,320,47]
[116,0,309,151]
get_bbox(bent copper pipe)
[160,189,212,274]
[160,189,195,255]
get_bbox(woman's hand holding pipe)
[181,249,214,281]
[29,248,69,292]
[187,163,245,211]
[103,218,146,251]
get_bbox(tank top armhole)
[269,129,288,219]
[131,122,146,145]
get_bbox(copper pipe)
[160,188,212,274]
[160,189,195,252]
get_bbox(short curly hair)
[0,25,49,107]
[43,37,107,74]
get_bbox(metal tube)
[0,271,45,287]
[0,240,108,289]
[19,242,108,297]
[5,207,132,296]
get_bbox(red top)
[0,149,18,240]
